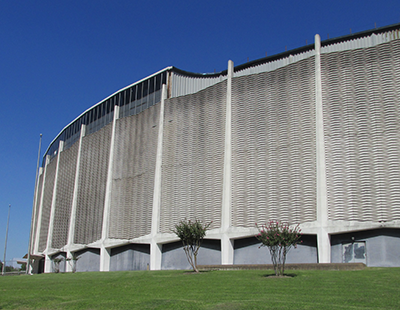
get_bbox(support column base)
[150,242,162,270]
[221,234,234,265]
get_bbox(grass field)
[1,268,400,309]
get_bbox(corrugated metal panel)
[170,72,227,98]
[109,104,159,239]
[74,124,112,244]
[234,50,316,78]
[38,157,58,252]
[160,82,226,233]
[322,39,400,222]
[321,29,400,54]
[51,142,79,249]
[231,57,317,227]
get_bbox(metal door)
[343,241,366,264]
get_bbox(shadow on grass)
[182,270,213,274]
[263,273,297,278]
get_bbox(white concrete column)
[221,60,234,265]
[44,141,63,273]
[28,167,43,274]
[44,254,52,273]
[67,125,86,250]
[317,229,331,263]
[150,85,167,270]
[150,242,162,270]
[65,250,73,272]
[100,246,111,272]
[100,105,120,272]
[34,156,50,253]
[315,34,331,263]
[221,234,234,265]
[45,141,64,253]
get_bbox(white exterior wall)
[29,27,400,272]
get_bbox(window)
[142,80,148,98]
[149,77,155,94]
[137,83,142,100]
[130,86,136,103]
[106,100,110,114]
[155,74,161,91]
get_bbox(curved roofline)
[171,23,400,77]
[42,22,400,162]
[43,66,172,158]
[233,22,400,73]
[320,22,400,47]
[170,66,228,78]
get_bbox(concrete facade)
[28,24,400,273]
[110,244,150,271]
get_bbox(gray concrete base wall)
[110,244,150,271]
[75,248,100,272]
[161,239,221,270]
[51,252,67,273]
[331,228,400,267]
[234,235,318,264]
[32,258,44,274]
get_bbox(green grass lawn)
[1,268,399,309]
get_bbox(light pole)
[2,204,11,275]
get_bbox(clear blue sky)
[1,0,399,265]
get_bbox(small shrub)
[172,219,212,272]
[256,220,302,276]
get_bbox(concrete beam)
[221,60,234,265]
[45,140,63,258]
[67,124,86,250]
[100,105,120,272]
[315,33,331,263]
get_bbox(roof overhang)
[23,253,44,260]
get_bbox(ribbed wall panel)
[321,29,400,54]
[231,57,316,227]
[51,142,79,249]
[234,50,315,78]
[322,39,400,222]
[32,173,44,252]
[38,158,58,252]
[160,82,226,233]
[74,125,111,244]
[109,104,159,239]
[170,73,226,98]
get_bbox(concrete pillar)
[221,234,234,265]
[315,34,331,263]
[67,125,86,250]
[100,246,111,272]
[100,105,120,272]
[34,156,50,253]
[317,228,331,263]
[45,140,64,254]
[28,167,43,274]
[150,242,162,270]
[221,60,234,264]
[65,251,73,272]
[44,254,52,273]
[150,85,167,270]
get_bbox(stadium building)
[28,24,400,273]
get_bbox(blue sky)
[1,0,400,265]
